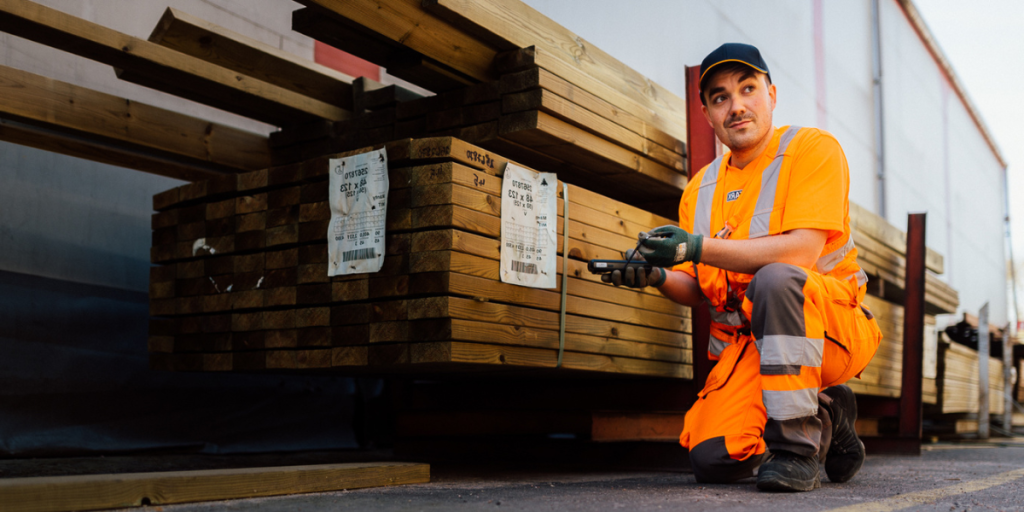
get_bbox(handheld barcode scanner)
[588,230,671,275]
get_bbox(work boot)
[822,384,865,483]
[756,450,821,492]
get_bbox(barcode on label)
[511,260,538,274]
[342,248,376,262]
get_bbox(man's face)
[701,68,776,154]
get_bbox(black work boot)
[822,384,865,483]
[756,450,821,492]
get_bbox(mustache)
[724,113,755,128]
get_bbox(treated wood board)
[0,64,269,174]
[500,110,686,193]
[502,88,684,171]
[147,7,355,110]
[0,0,347,125]
[499,67,684,155]
[850,201,943,274]
[0,118,224,182]
[0,462,429,512]
[591,411,686,442]
[422,0,689,141]
[294,0,496,82]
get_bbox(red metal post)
[899,213,926,451]
[686,66,717,394]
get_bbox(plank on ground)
[0,462,428,512]
[0,0,347,125]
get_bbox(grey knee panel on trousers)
[746,263,807,346]
[689,437,769,483]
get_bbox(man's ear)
[701,104,712,127]
[768,82,777,111]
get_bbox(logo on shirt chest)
[726,190,743,202]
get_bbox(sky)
[913,0,1024,325]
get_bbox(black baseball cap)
[699,43,771,98]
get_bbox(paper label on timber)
[328,148,388,276]
[500,163,557,289]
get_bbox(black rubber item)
[756,450,821,492]
[822,384,866,483]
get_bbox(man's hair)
[700,62,772,106]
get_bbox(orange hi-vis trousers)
[680,263,881,483]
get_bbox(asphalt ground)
[101,441,1024,512]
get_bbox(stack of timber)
[148,137,692,379]
[843,202,957,402]
[931,332,1005,415]
[846,295,938,404]
[285,0,689,218]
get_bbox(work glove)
[637,225,704,267]
[600,249,667,288]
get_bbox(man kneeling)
[603,43,881,492]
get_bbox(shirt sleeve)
[779,129,848,240]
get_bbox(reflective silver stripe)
[756,335,824,369]
[709,305,745,327]
[709,335,730,358]
[749,126,802,239]
[853,268,868,287]
[816,235,856,274]
[693,155,724,237]
[763,387,819,420]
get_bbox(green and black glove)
[600,249,667,288]
[637,225,703,268]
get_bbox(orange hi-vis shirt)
[676,126,868,355]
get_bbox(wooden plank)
[296,0,497,82]
[850,201,944,274]
[503,88,684,171]
[500,67,684,156]
[0,0,348,125]
[0,64,269,173]
[500,110,687,194]
[402,317,690,362]
[410,341,691,379]
[148,7,355,110]
[591,411,686,442]
[0,118,223,182]
[423,0,689,141]
[409,296,689,346]
[291,7,472,93]
[0,462,428,512]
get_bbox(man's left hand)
[637,225,704,267]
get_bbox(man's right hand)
[600,249,667,288]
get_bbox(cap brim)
[699,59,770,87]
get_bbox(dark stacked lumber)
[149,137,692,379]
[287,0,688,219]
